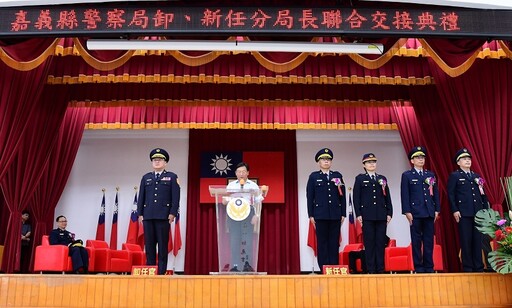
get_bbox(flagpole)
[172,218,176,275]
[172,248,177,275]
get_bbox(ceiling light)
[86,39,384,55]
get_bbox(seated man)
[49,215,89,274]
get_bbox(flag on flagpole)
[307,220,317,256]
[95,190,106,241]
[126,189,139,244]
[110,189,119,249]
[173,212,182,256]
[348,191,363,244]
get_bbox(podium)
[209,185,266,274]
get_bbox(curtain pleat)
[408,84,497,273]
[0,83,68,273]
[28,105,90,272]
[428,59,512,216]
[75,100,399,130]
[3,37,510,78]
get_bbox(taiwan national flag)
[199,151,285,203]
[126,191,139,245]
[307,220,317,257]
[95,191,106,241]
[110,191,119,250]
[173,212,182,256]
[348,192,363,244]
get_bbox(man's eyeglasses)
[58,220,67,223]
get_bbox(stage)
[1,273,511,307]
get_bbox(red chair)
[384,240,414,273]
[86,240,131,274]
[122,243,146,267]
[33,235,73,273]
[339,243,364,272]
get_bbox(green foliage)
[475,208,512,274]
[488,250,512,274]
[475,209,501,237]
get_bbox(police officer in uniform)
[307,148,346,270]
[353,153,392,274]
[401,146,440,273]
[137,148,180,275]
[447,148,488,272]
[49,215,89,274]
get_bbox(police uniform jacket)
[137,170,180,220]
[49,228,74,246]
[400,168,440,218]
[447,169,488,216]
[307,170,346,220]
[353,173,392,221]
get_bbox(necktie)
[371,175,375,181]
[155,173,161,180]
[419,171,423,177]
[466,172,471,179]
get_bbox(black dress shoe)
[230,265,240,272]
[243,262,254,272]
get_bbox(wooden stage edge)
[1,273,512,308]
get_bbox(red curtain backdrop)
[411,89,462,272]
[28,105,90,271]
[0,61,54,273]
[185,129,300,274]
[423,39,486,68]
[63,83,411,103]
[428,59,512,217]
[391,100,425,155]
[76,99,399,131]
[0,61,52,180]
[0,85,68,273]
[394,91,458,271]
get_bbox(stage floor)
[1,273,511,307]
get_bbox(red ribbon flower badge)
[425,177,436,196]
[378,178,387,196]
[331,178,344,196]
[475,177,486,195]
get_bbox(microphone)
[239,178,246,189]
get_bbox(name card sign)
[323,264,350,275]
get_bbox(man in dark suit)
[307,148,346,270]
[20,210,32,273]
[401,146,440,273]
[447,148,488,272]
[353,153,393,274]
[137,148,181,275]
[49,215,89,274]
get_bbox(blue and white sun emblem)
[210,154,233,175]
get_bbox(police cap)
[454,148,471,163]
[150,148,169,162]
[362,153,377,163]
[315,148,333,162]
[409,146,427,159]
